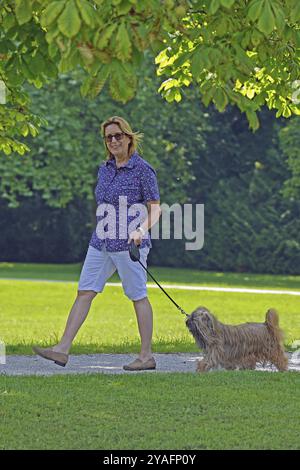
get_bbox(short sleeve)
[140,164,160,202]
[97,162,105,180]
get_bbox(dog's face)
[186,306,217,350]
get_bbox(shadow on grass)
[6,336,295,355]
[6,339,201,356]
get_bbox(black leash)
[129,240,188,317]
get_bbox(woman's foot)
[32,346,69,367]
[123,356,156,371]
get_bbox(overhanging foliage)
[0,0,300,156]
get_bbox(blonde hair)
[101,116,143,159]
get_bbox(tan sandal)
[123,357,156,371]
[32,346,69,367]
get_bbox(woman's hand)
[128,230,143,246]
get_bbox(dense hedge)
[0,195,93,263]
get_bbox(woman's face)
[104,123,131,158]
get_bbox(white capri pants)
[78,244,150,301]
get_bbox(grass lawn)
[0,264,299,450]
[0,372,299,450]
[1,261,300,289]
[0,279,299,355]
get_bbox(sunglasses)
[104,132,126,143]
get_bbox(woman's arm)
[128,201,161,245]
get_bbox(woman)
[33,116,161,371]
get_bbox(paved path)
[1,278,300,296]
[0,353,299,376]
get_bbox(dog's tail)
[265,309,288,371]
[265,308,284,344]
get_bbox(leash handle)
[137,259,188,317]
[128,240,188,317]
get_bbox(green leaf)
[109,62,136,103]
[15,0,32,25]
[172,51,190,69]
[116,22,132,61]
[220,0,235,8]
[207,48,222,66]
[191,48,204,78]
[291,3,300,23]
[41,1,66,28]
[132,47,145,68]
[233,45,254,72]
[45,24,60,44]
[58,48,80,72]
[28,122,39,137]
[58,0,81,39]
[97,24,118,49]
[150,39,165,55]
[202,88,215,107]
[88,65,111,98]
[215,17,229,36]
[93,49,111,63]
[246,109,260,130]
[115,0,132,15]
[28,53,48,76]
[282,105,292,118]
[257,0,275,36]
[293,31,300,48]
[0,40,14,54]
[241,31,252,49]
[48,42,59,59]
[46,61,59,79]
[246,88,255,99]
[2,13,16,31]
[20,123,29,137]
[131,23,148,51]
[251,29,264,46]
[213,88,228,111]
[174,90,182,102]
[77,44,94,64]
[164,88,175,103]
[209,0,220,15]
[2,144,12,155]
[6,69,24,86]
[273,6,285,32]
[21,58,36,80]
[247,0,264,22]
[31,78,44,89]
[75,0,95,28]
[80,75,93,97]
[158,78,178,93]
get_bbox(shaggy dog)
[186,306,288,372]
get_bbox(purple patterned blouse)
[89,150,160,252]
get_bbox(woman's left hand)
[128,230,143,246]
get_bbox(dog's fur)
[186,306,288,372]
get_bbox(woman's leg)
[110,247,154,364]
[52,290,97,355]
[51,245,116,355]
[132,296,153,361]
